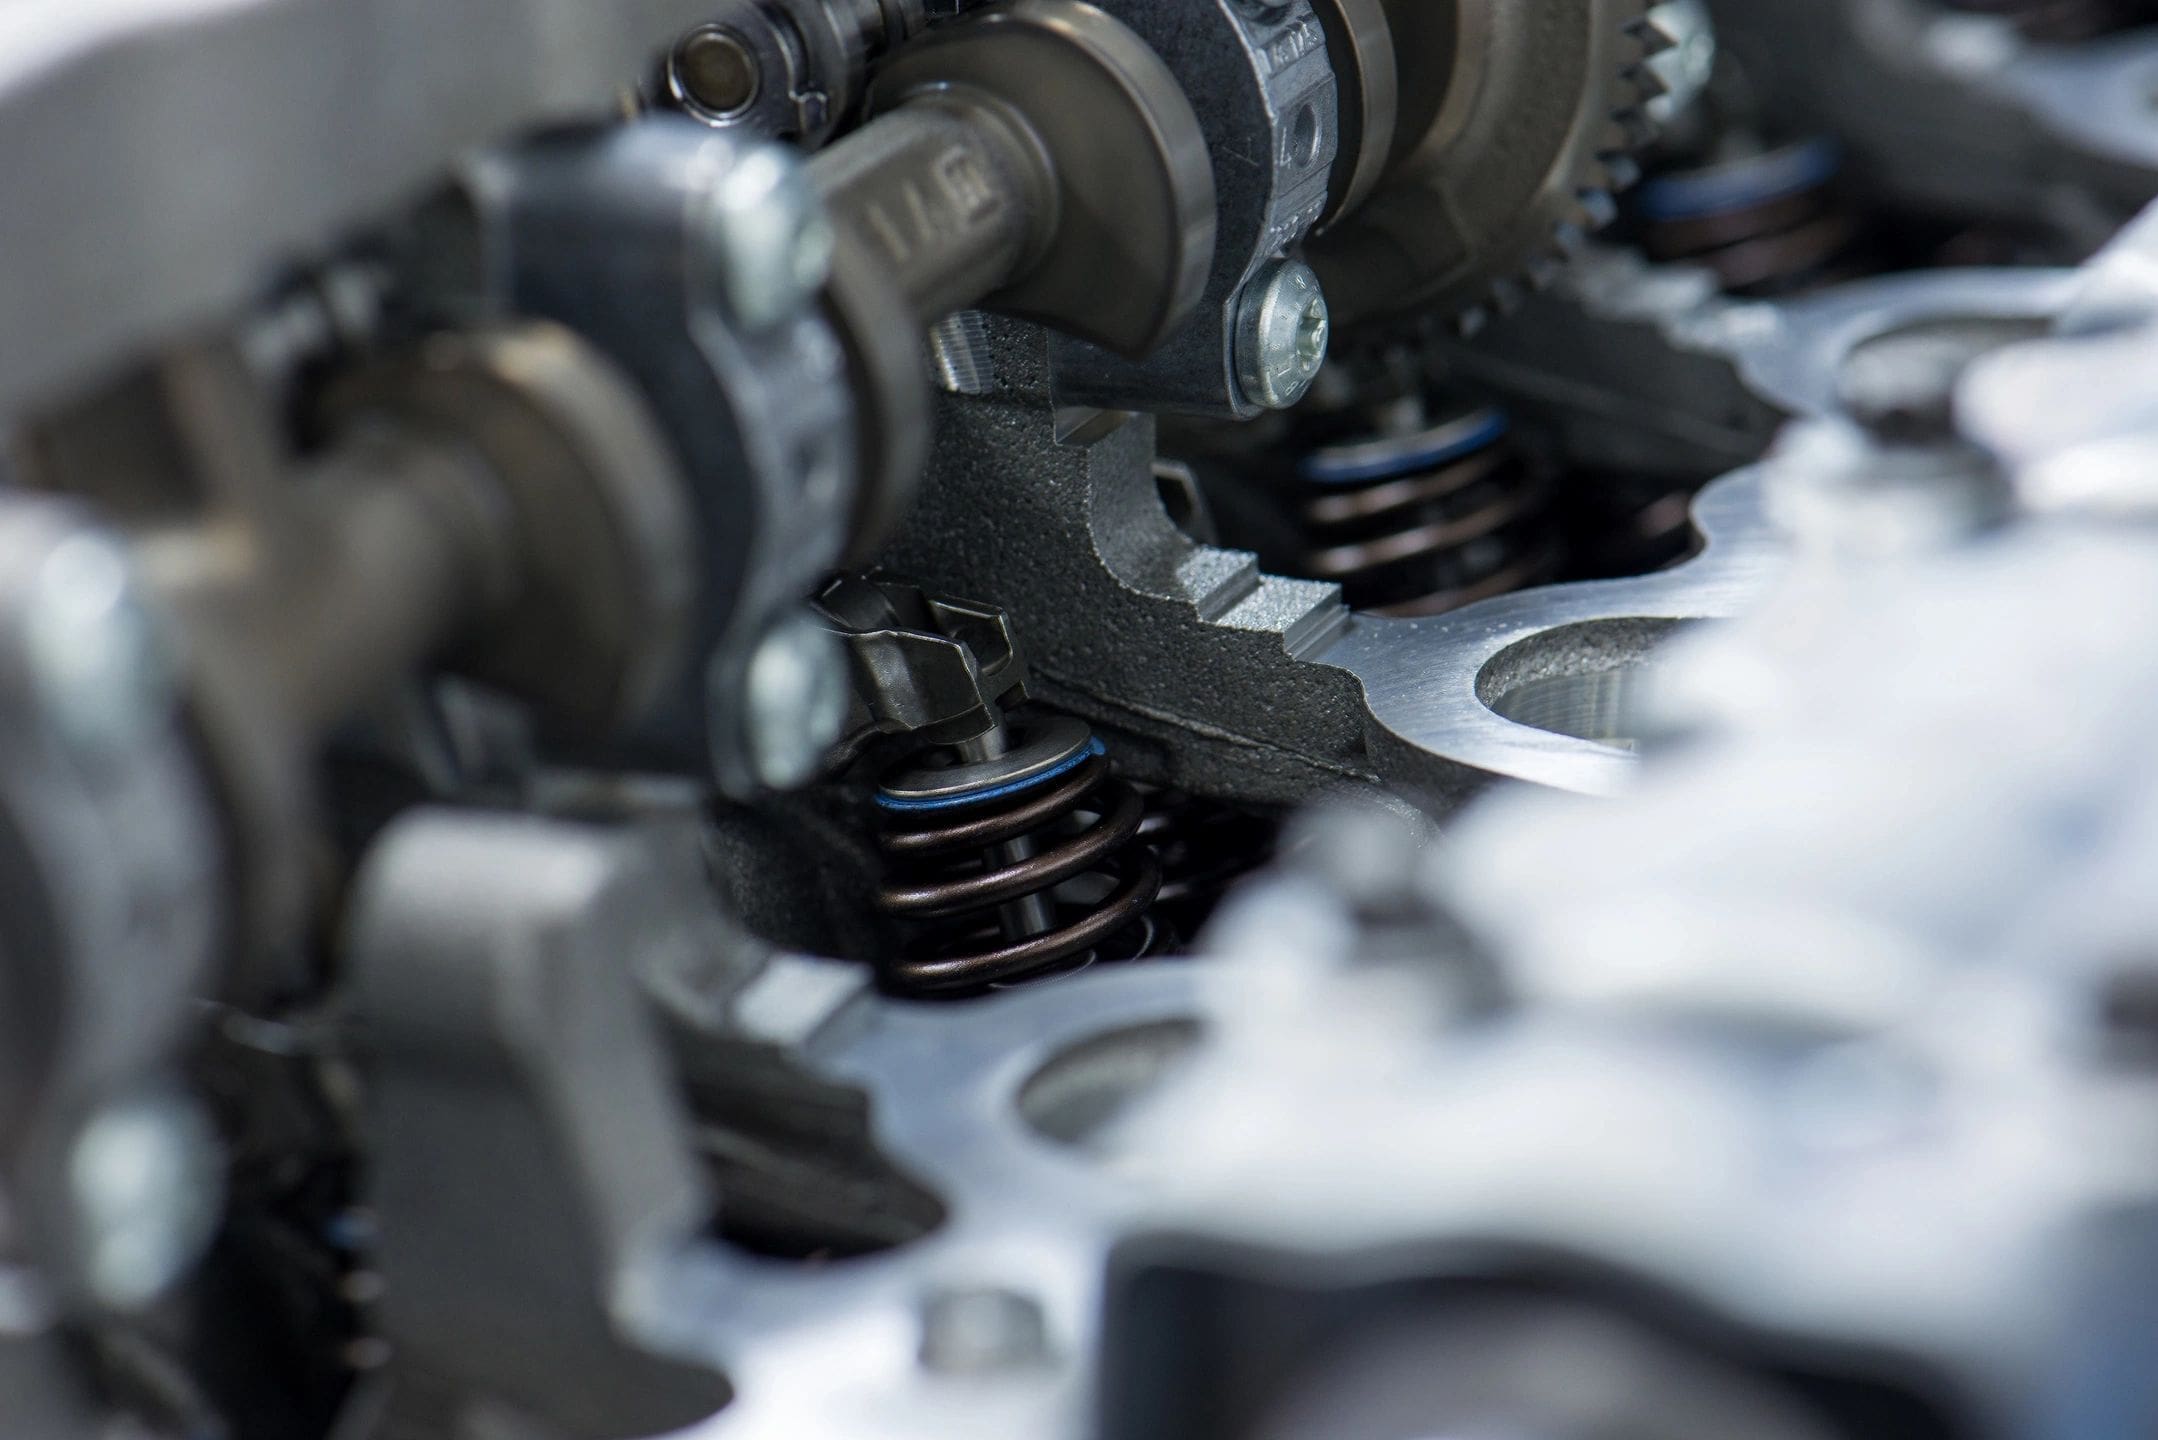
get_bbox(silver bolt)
[22,533,172,759]
[1236,260,1331,411]
[919,1284,1052,1374]
[743,610,851,790]
[699,143,836,334]
[68,1087,224,1312]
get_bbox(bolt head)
[1237,260,1331,411]
[743,611,851,790]
[22,534,172,759]
[700,144,836,334]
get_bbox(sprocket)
[1309,0,1669,333]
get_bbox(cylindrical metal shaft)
[956,724,1059,942]
[133,425,516,744]
[267,431,516,737]
[811,96,1058,326]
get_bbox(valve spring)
[874,714,1163,996]
[1629,136,1864,296]
[1295,404,1561,617]
[1136,790,1281,944]
[1937,0,2157,40]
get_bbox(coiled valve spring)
[1137,789,1280,942]
[876,715,1163,996]
[1295,404,1559,617]
[1628,135,1861,296]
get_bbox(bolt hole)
[1290,102,1322,168]
[1476,618,1696,751]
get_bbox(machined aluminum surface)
[1727,267,2083,419]
[1309,266,2088,799]
[645,959,1211,1440]
[1320,464,1776,798]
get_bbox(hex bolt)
[673,27,762,117]
[21,533,173,760]
[1236,260,1331,410]
[742,609,852,790]
[699,143,837,334]
[67,1086,224,1312]
[918,1284,1053,1374]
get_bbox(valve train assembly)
[9,0,2158,1436]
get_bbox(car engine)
[6,1,2158,1436]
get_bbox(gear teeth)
[1477,0,1660,326]
[1623,10,1678,53]
[1620,62,1670,106]
[1611,109,1660,152]
[1621,73,1665,107]
[1325,0,1664,337]
[1596,110,1653,157]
